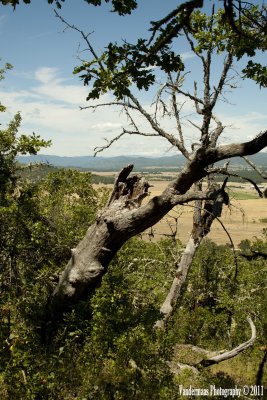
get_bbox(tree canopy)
[2,0,265,86]
[71,1,266,101]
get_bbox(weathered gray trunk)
[50,160,207,317]
[51,221,121,316]
[155,181,227,327]
[156,236,200,328]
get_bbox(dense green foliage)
[1,213,267,398]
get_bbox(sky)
[0,0,266,157]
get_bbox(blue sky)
[0,0,266,156]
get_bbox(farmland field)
[94,175,267,245]
[145,180,267,245]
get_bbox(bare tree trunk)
[155,235,200,328]
[155,180,228,327]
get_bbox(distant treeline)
[91,174,115,184]
[18,163,266,185]
[213,169,266,184]
[17,163,116,185]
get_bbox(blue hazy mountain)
[17,153,267,172]
[17,154,186,171]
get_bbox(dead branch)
[80,101,139,111]
[169,317,256,374]
[93,129,158,156]
[210,113,225,147]
[127,92,190,155]
[167,82,204,107]
[184,28,205,63]
[54,10,104,71]
[153,83,169,122]
[49,128,267,321]
[211,53,234,108]
[193,81,203,115]
[197,317,256,367]
[188,119,202,132]
[168,73,191,157]
[242,155,267,180]
[199,130,267,163]
[206,166,264,197]
[155,179,236,328]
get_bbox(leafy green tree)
[0,67,110,399]
[0,62,51,293]
[0,113,50,203]
[0,62,53,392]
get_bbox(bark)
[50,132,267,319]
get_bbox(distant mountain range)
[17,153,267,172]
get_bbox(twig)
[242,156,267,180]
[54,10,104,71]
[94,129,158,156]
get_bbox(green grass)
[230,191,260,200]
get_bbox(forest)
[0,0,267,399]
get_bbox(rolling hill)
[17,152,267,172]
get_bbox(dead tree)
[49,6,267,322]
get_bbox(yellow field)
[94,177,267,246]
[146,181,266,245]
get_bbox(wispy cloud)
[28,31,55,40]
[91,122,122,132]
[34,67,61,84]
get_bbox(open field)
[146,181,267,245]
[94,176,267,246]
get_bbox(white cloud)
[0,66,266,157]
[34,67,60,84]
[218,111,267,144]
[32,67,89,106]
[180,51,196,61]
[91,122,122,132]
